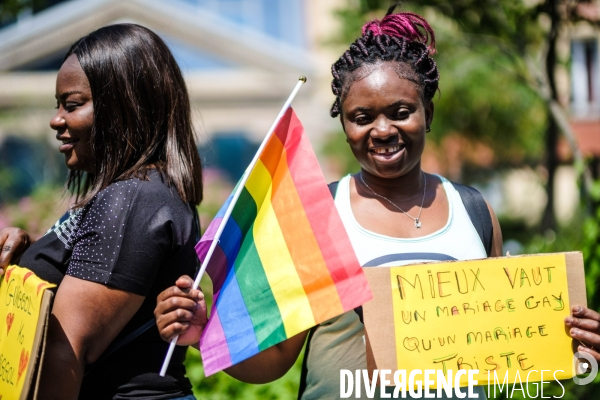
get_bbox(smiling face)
[50,54,95,173]
[341,62,434,180]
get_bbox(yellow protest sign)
[363,252,586,388]
[0,265,55,400]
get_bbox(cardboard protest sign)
[363,252,586,387]
[0,265,55,400]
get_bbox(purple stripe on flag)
[199,308,233,376]
[199,195,232,243]
[198,243,228,291]
[196,217,244,291]
[201,217,222,241]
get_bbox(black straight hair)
[65,23,203,206]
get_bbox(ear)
[425,100,434,131]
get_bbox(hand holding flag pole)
[159,76,307,377]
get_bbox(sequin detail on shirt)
[66,180,138,284]
[47,208,84,250]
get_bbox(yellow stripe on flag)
[246,158,272,210]
[246,161,316,335]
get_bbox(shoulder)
[78,172,193,243]
[436,175,503,257]
[130,171,188,212]
[334,174,354,190]
[91,171,188,213]
[329,174,353,201]
[437,175,484,201]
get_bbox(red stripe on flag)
[259,134,345,322]
[274,109,372,311]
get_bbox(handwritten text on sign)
[0,266,55,399]
[391,254,572,386]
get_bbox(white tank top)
[300,174,488,400]
[334,174,487,266]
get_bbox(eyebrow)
[385,100,409,109]
[56,91,83,100]
[350,100,408,113]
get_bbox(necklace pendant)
[415,219,422,228]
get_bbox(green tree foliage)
[185,347,303,400]
[0,0,57,26]
[420,14,547,164]
[0,0,25,25]
[583,183,600,315]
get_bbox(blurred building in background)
[0,0,344,197]
[570,2,600,179]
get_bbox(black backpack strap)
[84,318,155,377]
[451,182,494,257]
[192,205,201,275]
[193,205,201,242]
[103,319,156,359]
[327,181,339,199]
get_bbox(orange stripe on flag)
[260,134,284,178]
[266,138,345,323]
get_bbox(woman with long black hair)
[0,24,203,399]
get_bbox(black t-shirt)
[20,170,197,399]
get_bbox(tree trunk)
[541,116,559,230]
[540,0,560,232]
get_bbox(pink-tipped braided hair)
[330,4,439,117]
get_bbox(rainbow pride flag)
[196,108,372,376]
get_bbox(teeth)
[374,146,400,154]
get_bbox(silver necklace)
[359,172,427,228]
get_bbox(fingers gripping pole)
[159,77,307,377]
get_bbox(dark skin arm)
[0,227,33,274]
[155,275,306,383]
[39,276,144,400]
[225,330,307,383]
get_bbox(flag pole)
[160,76,307,376]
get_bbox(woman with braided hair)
[297,7,501,399]
[154,7,502,399]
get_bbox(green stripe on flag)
[232,188,287,350]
